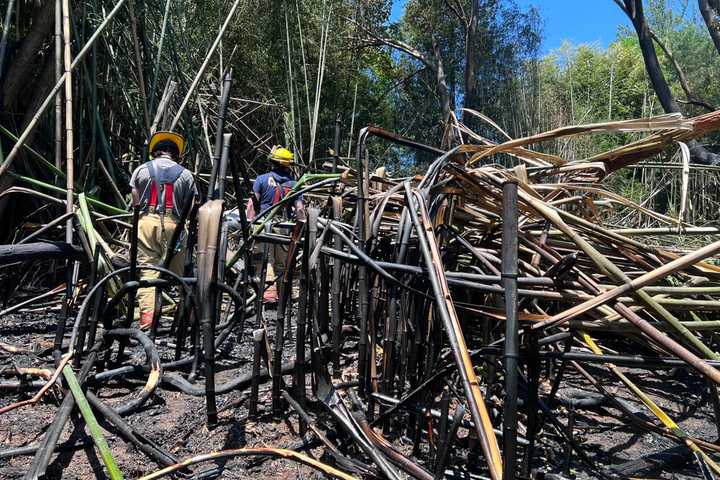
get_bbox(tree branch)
[699,0,720,56]
[649,29,715,111]
[349,17,437,70]
[614,0,714,112]
[378,66,427,101]
[443,0,467,27]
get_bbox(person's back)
[253,167,296,214]
[130,131,196,329]
[132,155,195,218]
[249,146,305,304]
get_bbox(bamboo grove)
[6,0,720,479]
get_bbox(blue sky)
[518,0,631,53]
[389,0,690,54]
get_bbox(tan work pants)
[252,227,288,293]
[137,213,186,315]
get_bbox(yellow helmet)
[148,131,185,157]
[269,145,294,166]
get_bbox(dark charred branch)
[618,0,720,165]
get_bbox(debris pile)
[4,109,720,479]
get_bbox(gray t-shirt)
[130,155,196,218]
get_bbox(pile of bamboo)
[3,109,720,479]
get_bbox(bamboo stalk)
[137,447,356,480]
[54,0,62,171]
[169,0,242,130]
[404,184,503,480]
[127,0,150,132]
[0,0,129,177]
[62,365,124,479]
[502,180,519,480]
[0,0,14,79]
[61,0,73,244]
[581,333,720,475]
[148,0,171,116]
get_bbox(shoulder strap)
[146,159,185,215]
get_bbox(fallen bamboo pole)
[534,238,720,330]
[62,365,124,479]
[137,447,357,480]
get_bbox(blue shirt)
[253,168,300,214]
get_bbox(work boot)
[139,311,154,331]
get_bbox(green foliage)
[533,2,720,162]
[4,0,720,187]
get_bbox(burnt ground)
[0,309,718,479]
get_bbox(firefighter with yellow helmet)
[247,145,306,303]
[130,131,197,329]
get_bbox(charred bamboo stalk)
[196,200,224,425]
[207,72,233,199]
[356,129,371,395]
[270,220,303,415]
[126,206,140,325]
[332,115,342,172]
[331,197,344,378]
[502,180,519,480]
[404,183,503,480]
[249,328,264,418]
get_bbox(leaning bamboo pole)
[63,365,124,479]
[0,0,14,79]
[128,0,150,132]
[148,0,171,116]
[0,0,128,177]
[308,4,331,168]
[404,184,503,480]
[169,0,242,130]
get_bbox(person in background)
[247,145,306,304]
[130,131,197,329]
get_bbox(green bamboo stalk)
[10,172,127,215]
[0,125,64,177]
[149,0,171,117]
[127,0,150,132]
[523,190,720,360]
[62,365,124,480]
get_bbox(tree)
[616,0,720,164]
[354,0,541,147]
[698,0,720,55]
